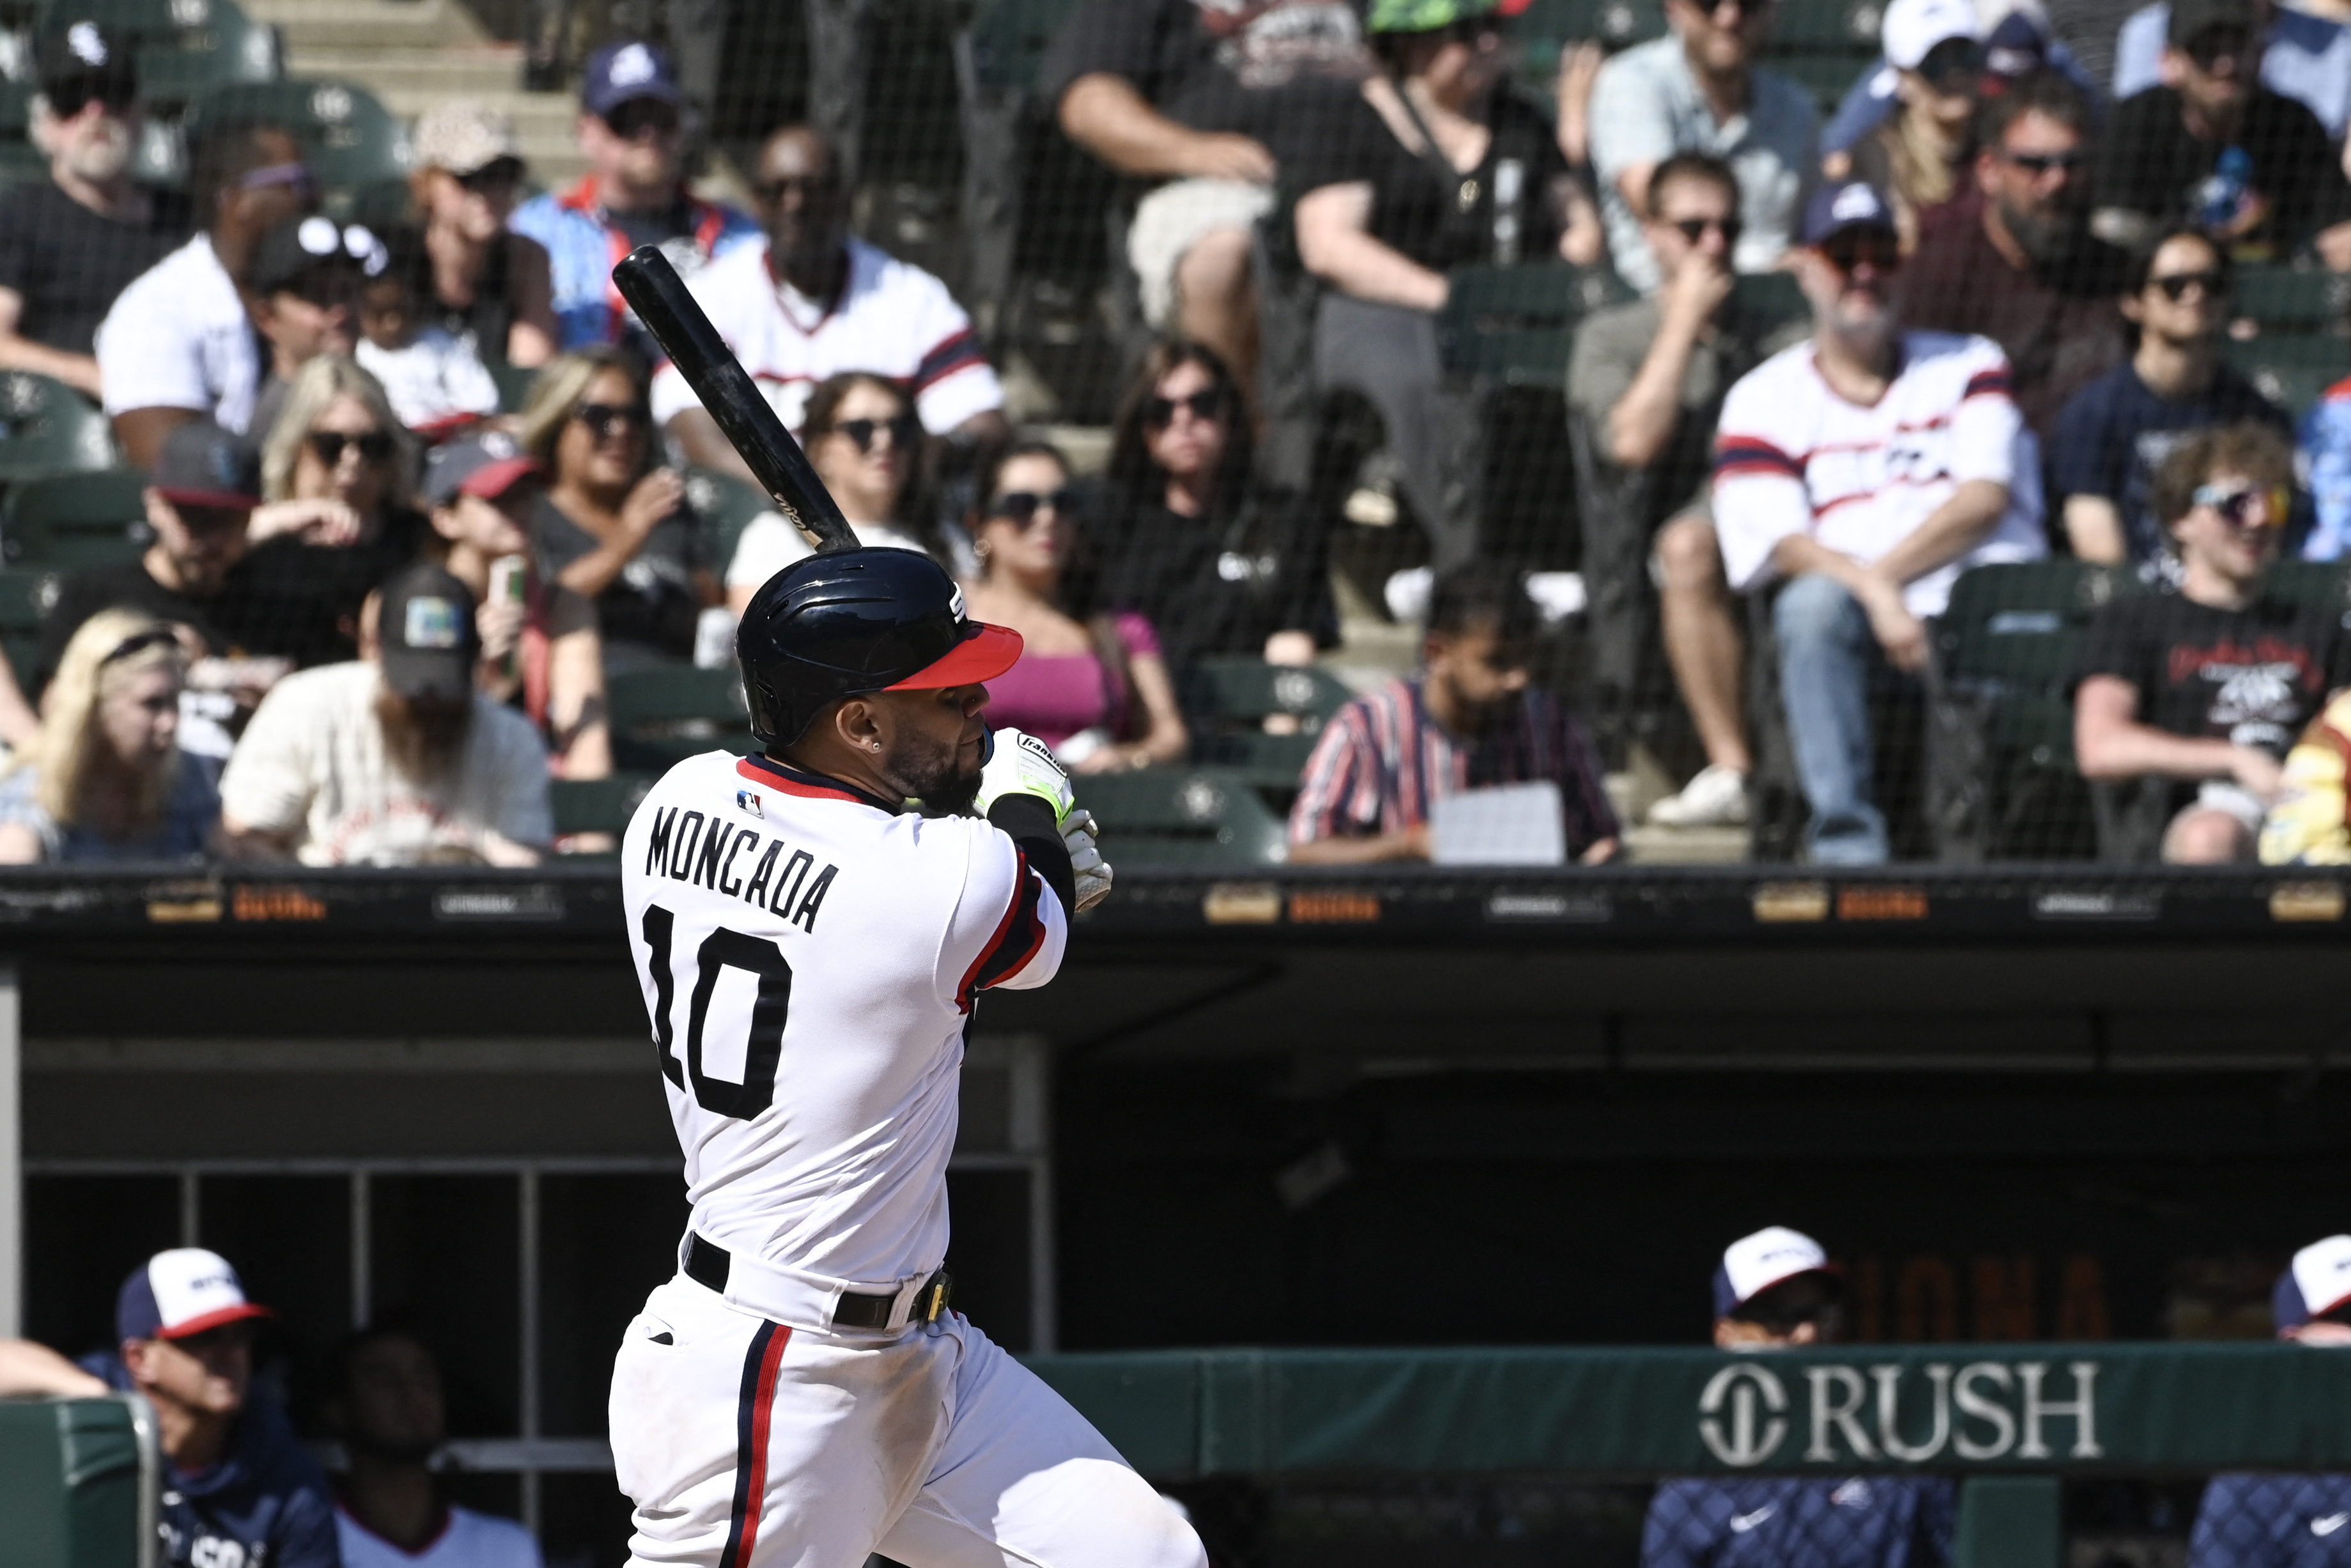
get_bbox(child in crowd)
[353,228,502,436]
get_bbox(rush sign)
[1699,1360,2103,1468]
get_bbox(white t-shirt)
[1713,331,2045,617]
[648,237,1003,437]
[356,327,501,430]
[95,235,261,433]
[724,516,933,593]
[619,749,1065,1286]
[336,1504,543,1568]
[217,662,553,866]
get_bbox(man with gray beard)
[1898,71,2128,439]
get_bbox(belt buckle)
[923,1269,952,1324]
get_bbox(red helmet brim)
[885,621,1023,690]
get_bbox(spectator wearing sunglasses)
[1588,0,1819,294]
[510,40,760,359]
[1641,1228,1953,1568]
[1715,183,2044,865]
[236,357,426,669]
[723,371,950,614]
[406,98,557,369]
[97,118,312,467]
[244,213,389,449]
[1840,0,1982,254]
[1572,154,1808,833]
[2073,423,2347,862]
[0,610,218,864]
[1291,0,1600,571]
[961,441,1190,773]
[2091,0,2351,269]
[520,348,717,668]
[2052,227,2292,567]
[1097,339,1334,673]
[2111,0,2351,141]
[0,20,189,400]
[1899,71,2129,440]
[655,125,1009,483]
[1815,11,2100,176]
[353,227,502,434]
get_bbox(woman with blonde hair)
[240,357,428,667]
[522,347,717,668]
[0,610,218,863]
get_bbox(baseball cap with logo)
[1801,181,1898,246]
[117,1248,272,1342]
[151,420,261,511]
[2274,1235,2351,1331]
[424,430,541,506]
[251,214,389,297]
[1714,1225,1840,1316]
[2168,0,2254,47]
[581,40,681,120]
[38,17,137,107]
[1882,0,1980,69]
[412,98,523,178]
[378,564,482,701]
[1980,12,2051,83]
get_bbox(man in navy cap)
[510,38,759,358]
[0,1247,338,1568]
[1642,1227,1953,1568]
[1712,181,2042,864]
[2187,1236,2351,1566]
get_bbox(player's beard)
[376,689,474,783]
[890,726,983,815]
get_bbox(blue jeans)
[1771,573,1909,866]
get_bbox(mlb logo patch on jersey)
[737,789,764,819]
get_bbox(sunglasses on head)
[988,488,1079,527]
[2150,268,2226,302]
[100,628,178,667]
[307,430,396,467]
[2192,482,2285,527]
[239,160,315,199]
[456,157,524,196]
[604,99,680,139]
[573,401,651,439]
[828,413,920,454]
[1822,228,1902,273]
[1144,389,1225,428]
[1668,214,1743,245]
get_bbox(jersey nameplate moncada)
[641,802,840,932]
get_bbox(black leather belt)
[683,1233,950,1330]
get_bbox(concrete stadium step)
[284,46,523,98]
[1623,823,1750,864]
[242,0,486,50]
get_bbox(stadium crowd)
[0,0,2345,869]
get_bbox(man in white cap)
[0,1247,338,1568]
[1642,1226,1953,1567]
[2185,1236,2351,1565]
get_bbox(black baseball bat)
[610,244,858,554]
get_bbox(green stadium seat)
[1730,270,1809,335]
[487,361,538,415]
[0,565,64,687]
[2233,267,2351,334]
[607,664,751,772]
[187,78,408,217]
[2263,559,2351,612]
[1075,766,1290,867]
[2222,334,2348,418]
[1765,50,1874,114]
[0,1395,154,1567]
[1177,656,1355,725]
[684,467,775,577]
[1507,0,1666,75]
[0,141,45,191]
[347,175,415,231]
[1761,0,1883,49]
[0,80,31,136]
[1439,263,1634,385]
[0,373,121,483]
[135,3,281,106]
[550,773,655,837]
[0,468,150,566]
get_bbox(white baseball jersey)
[619,749,1065,1289]
[95,235,260,432]
[1713,330,2046,617]
[647,237,1004,437]
[336,1505,541,1568]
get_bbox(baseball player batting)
[609,542,1204,1568]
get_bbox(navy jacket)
[2193,1475,2351,1568]
[1642,1476,1955,1568]
[84,1354,340,1568]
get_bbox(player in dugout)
[610,546,1201,1567]
[1642,1227,1953,1568]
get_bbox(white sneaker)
[1648,763,1750,828]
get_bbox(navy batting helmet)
[736,547,1023,747]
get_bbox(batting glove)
[975,728,1075,827]
[1061,807,1113,912]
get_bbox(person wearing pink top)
[961,442,1190,772]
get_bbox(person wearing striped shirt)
[1288,560,1620,864]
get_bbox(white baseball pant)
[610,1273,1209,1568]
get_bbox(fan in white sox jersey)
[612,547,1199,1568]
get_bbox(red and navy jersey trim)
[956,849,1048,1013]
[720,1321,793,1568]
[1715,436,1805,481]
[735,754,898,813]
[912,328,988,393]
[1963,367,2013,400]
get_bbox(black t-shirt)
[430,231,525,362]
[2050,359,2293,566]
[1294,88,1567,272]
[1041,0,1372,169]
[2093,86,2351,258]
[531,491,711,662]
[2071,587,2351,758]
[0,181,191,355]
[228,509,426,670]
[35,561,233,692]
[1094,485,1333,670]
